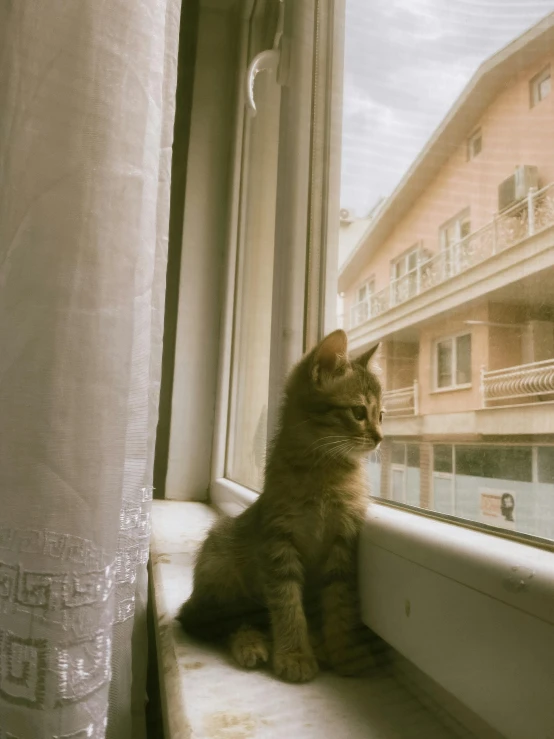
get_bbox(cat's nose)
[372,430,383,445]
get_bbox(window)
[351,278,375,326]
[208,0,554,547]
[390,245,420,304]
[440,211,471,248]
[434,444,453,474]
[435,333,471,389]
[204,3,554,733]
[456,445,532,483]
[438,209,471,277]
[537,445,554,483]
[211,0,554,547]
[467,128,482,159]
[391,246,419,281]
[357,280,374,303]
[530,65,551,106]
[389,442,421,505]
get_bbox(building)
[337,199,385,267]
[338,13,554,540]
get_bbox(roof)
[338,12,554,293]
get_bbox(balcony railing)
[381,361,554,419]
[382,381,419,417]
[350,182,554,329]
[481,359,554,407]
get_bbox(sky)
[340,0,554,217]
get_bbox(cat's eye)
[351,405,367,421]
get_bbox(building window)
[391,245,419,281]
[456,446,532,483]
[439,209,471,278]
[530,65,551,107]
[435,333,472,389]
[467,129,482,160]
[390,244,421,305]
[357,278,375,303]
[390,442,421,505]
[434,444,454,474]
[351,278,375,326]
[440,210,471,250]
[537,446,554,484]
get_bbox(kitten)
[177,329,383,683]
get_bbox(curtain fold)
[0,1,181,736]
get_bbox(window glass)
[331,0,554,543]
[456,446,532,483]
[539,74,551,101]
[226,37,281,492]
[537,447,554,484]
[391,468,405,502]
[391,442,406,465]
[437,339,453,388]
[406,443,420,468]
[434,445,453,474]
[531,66,551,106]
[223,0,554,544]
[456,334,472,385]
[468,130,482,159]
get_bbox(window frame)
[356,277,375,304]
[438,208,471,277]
[211,0,342,507]
[530,64,551,107]
[433,331,472,391]
[350,276,375,326]
[390,243,420,280]
[439,208,471,248]
[466,127,482,160]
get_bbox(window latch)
[245,0,286,116]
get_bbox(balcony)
[382,359,554,430]
[382,382,419,417]
[349,182,554,330]
[481,358,554,407]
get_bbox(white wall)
[165,6,239,500]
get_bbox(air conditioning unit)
[498,165,539,211]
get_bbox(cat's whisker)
[307,434,349,452]
[309,437,351,455]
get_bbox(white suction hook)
[245,0,285,116]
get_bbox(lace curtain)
[0,1,181,736]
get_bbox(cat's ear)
[356,343,380,371]
[311,329,349,384]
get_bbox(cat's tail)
[176,596,226,641]
[177,594,269,642]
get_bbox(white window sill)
[360,503,554,739]
[149,499,490,739]
[207,479,554,738]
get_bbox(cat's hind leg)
[230,624,271,669]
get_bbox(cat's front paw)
[273,650,319,683]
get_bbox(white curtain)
[0,1,181,737]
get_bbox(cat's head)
[283,329,383,463]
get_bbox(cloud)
[340,0,553,215]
